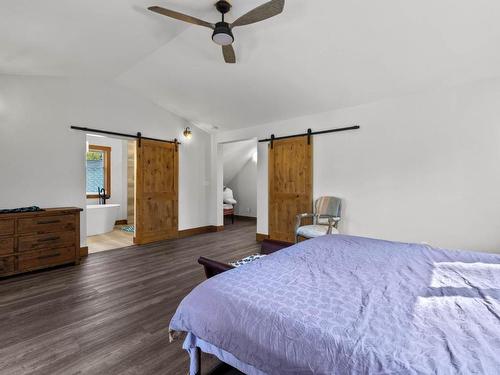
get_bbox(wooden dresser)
[0,207,82,277]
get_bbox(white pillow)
[223,188,237,204]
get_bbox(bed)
[170,235,500,374]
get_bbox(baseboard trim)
[115,219,128,225]
[179,225,224,238]
[80,246,89,257]
[234,215,257,221]
[256,233,269,242]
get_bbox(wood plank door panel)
[268,136,313,242]
[135,139,178,245]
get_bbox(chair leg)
[232,213,234,224]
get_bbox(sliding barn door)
[135,139,178,245]
[268,136,313,242]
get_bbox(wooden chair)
[223,204,235,224]
[223,187,237,224]
[295,196,342,243]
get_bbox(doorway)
[85,135,136,253]
[84,133,179,252]
[221,139,258,227]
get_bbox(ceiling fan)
[148,0,285,64]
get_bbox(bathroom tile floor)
[87,225,134,253]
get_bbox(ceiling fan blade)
[148,6,214,29]
[222,45,236,64]
[230,0,285,28]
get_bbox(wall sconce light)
[183,127,193,140]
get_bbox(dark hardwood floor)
[0,219,258,375]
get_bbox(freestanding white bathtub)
[86,204,121,236]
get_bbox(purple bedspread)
[170,235,500,374]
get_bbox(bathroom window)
[86,145,111,198]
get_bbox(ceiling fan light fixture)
[148,0,285,63]
[212,22,234,46]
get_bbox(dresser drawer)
[0,238,14,256]
[18,247,76,272]
[18,231,75,253]
[0,219,14,236]
[18,215,76,234]
[0,256,15,276]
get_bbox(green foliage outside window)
[86,151,103,161]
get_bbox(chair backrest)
[223,187,237,204]
[315,196,341,218]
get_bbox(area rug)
[121,225,135,233]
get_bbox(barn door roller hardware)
[70,126,181,147]
[260,125,360,148]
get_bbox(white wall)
[86,135,128,221]
[0,75,212,246]
[222,139,257,185]
[227,157,257,218]
[214,78,500,253]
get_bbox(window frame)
[86,145,111,199]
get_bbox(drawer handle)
[37,236,60,243]
[37,220,60,225]
[38,253,60,260]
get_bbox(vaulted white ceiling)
[2,0,500,130]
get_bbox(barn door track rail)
[70,126,180,147]
[259,125,360,148]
